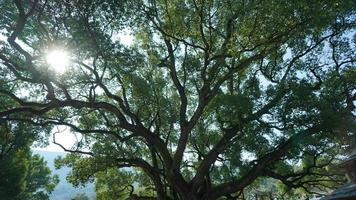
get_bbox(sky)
[34,128,78,152]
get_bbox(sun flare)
[46,49,70,73]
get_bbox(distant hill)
[33,150,96,200]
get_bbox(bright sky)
[33,31,134,152]
[113,29,134,46]
[46,49,70,73]
[33,127,78,152]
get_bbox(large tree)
[0,0,355,199]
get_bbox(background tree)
[72,193,91,200]
[0,0,355,200]
[0,120,59,200]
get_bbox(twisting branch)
[203,125,322,200]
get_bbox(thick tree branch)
[203,125,322,200]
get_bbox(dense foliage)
[0,0,355,199]
[0,121,58,200]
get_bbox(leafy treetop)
[0,0,355,199]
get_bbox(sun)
[46,49,70,73]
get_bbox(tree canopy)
[0,0,355,199]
